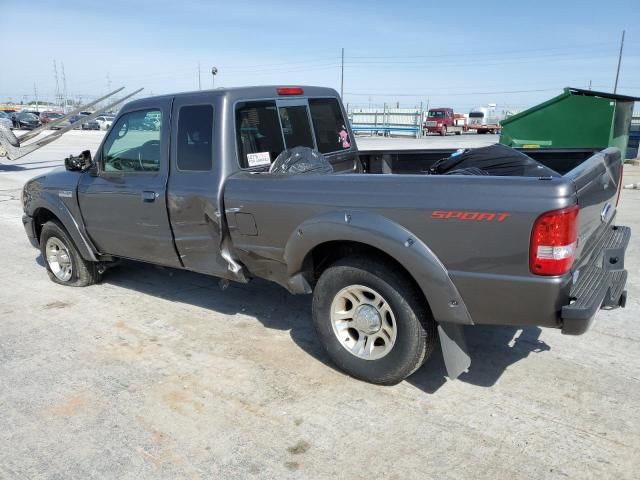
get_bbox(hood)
[23,167,83,213]
[26,166,81,191]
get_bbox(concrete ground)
[1,130,639,479]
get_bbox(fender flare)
[283,210,473,326]
[32,193,98,262]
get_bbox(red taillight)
[277,87,304,96]
[530,205,579,276]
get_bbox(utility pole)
[53,60,60,108]
[198,62,201,90]
[33,83,38,112]
[614,30,625,93]
[211,66,218,88]
[340,48,344,99]
[588,79,592,90]
[61,62,68,113]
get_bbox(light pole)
[211,66,218,89]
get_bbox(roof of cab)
[121,85,341,111]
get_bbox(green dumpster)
[500,87,639,155]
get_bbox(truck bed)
[358,147,600,175]
[224,146,624,331]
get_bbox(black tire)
[312,256,437,385]
[455,130,461,135]
[40,221,98,287]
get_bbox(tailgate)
[560,147,629,334]
[565,147,624,265]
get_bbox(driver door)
[78,100,181,267]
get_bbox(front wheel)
[312,256,437,385]
[40,221,99,287]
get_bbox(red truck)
[423,107,465,136]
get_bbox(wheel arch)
[283,211,472,326]
[31,204,98,262]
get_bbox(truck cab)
[423,108,463,136]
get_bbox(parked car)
[81,118,100,131]
[12,112,40,130]
[95,115,115,130]
[40,112,64,128]
[0,111,13,130]
[69,115,100,130]
[12,86,630,385]
[69,115,84,130]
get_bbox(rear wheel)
[312,256,437,385]
[40,221,98,287]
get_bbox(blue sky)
[1,0,638,111]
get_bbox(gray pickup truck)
[17,86,630,384]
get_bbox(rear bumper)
[561,225,630,335]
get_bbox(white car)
[95,115,115,130]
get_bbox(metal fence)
[347,106,424,138]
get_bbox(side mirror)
[64,150,93,172]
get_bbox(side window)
[103,109,162,173]
[236,101,284,168]
[177,105,213,171]
[309,98,350,153]
[278,105,314,150]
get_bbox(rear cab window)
[235,97,350,169]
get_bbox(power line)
[345,88,561,97]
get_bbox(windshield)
[20,113,38,120]
[47,113,63,119]
[428,111,446,118]
[469,112,484,118]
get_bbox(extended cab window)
[177,105,213,171]
[103,109,162,172]
[309,98,351,153]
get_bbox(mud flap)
[438,322,471,379]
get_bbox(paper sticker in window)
[247,151,271,167]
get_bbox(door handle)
[142,191,158,202]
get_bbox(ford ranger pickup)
[9,86,630,385]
